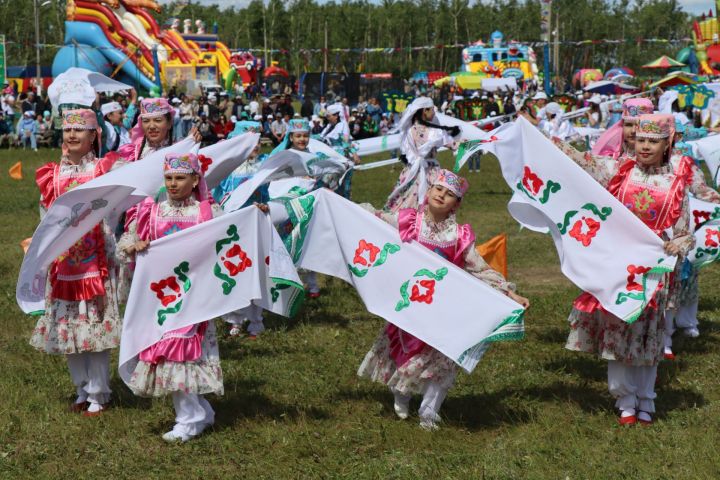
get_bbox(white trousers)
[171,392,214,436]
[607,361,657,413]
[664,300,700,348]
[224,303,265,335]
[66,350,111,405]
[664,309,676,349]
[676,299,699,330]
[303,271,319,294]
[391,380,450,421]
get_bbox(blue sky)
[159,0,715,17]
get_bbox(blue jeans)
[468,153,481,172]
[22,133,36,150]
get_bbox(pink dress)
[117,197,225,397]
[357,206,514,396]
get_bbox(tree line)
[2,0,692,80]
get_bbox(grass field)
[2,147,720,479]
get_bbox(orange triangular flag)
[20,237,31,254]
[9,161,22,180]
[476,233,508,278]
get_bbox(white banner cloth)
[289,189,524,372]
[16,133,260,313]
[119,206,302,378]
[458,117,676,323]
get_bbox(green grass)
[2,147,720,479]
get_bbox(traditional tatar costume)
[384,97,459,213]
[30,109,122,416]
[663,120,720,358]
[555,114,695,425]
[358,170,518,431]
[117,153,223,442]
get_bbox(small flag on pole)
[9,161,22,180]
[476,233,508,278]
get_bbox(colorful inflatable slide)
[53,0,260,93]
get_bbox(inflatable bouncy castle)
[53,0,262,93]
[692,2,720,75]
[460,31,538,81]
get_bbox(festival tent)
[642,55,686,69]
[583,80,638,95]
[649,71,698,88]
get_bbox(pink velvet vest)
[385,208,475,367]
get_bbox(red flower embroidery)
[222,244,252,276]
[626,265,651,292]
[522,166,544,195]
[568,217,601,247]
[150,276,181,306]
[410,279,436,304]
[694,210,711,228]
[198,155,213,174]
[705,228,720,248]
[353,240,380,267]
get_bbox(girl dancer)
[30,109,121,416]
[118,152,223,442]
[358,170,529,430]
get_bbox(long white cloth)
[687,134,720,187]
[688,196,720,268]
[287,189,524,372]
[16,133,260,313]
[458,117,676,323]
[119,206,302,380]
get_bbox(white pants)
[664,309,676,349]
[391,381,450,421]
[303,271,319,294]
[171,392,214,436]
[676,299,699,330]
[223,303,265,335]
[607,361,657,413]
[66,350,111,405]
[664,300,700,348]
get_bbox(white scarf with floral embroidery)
[287,188,525,372]
[17,133,260,313]
[457,117,676,323]
[119,206,301,378]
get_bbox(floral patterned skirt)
[30,276,121,355]
[127,322,223,397]
[357,325,458,396]
[565,304,665,367]
[383,163,440,213]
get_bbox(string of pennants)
[6,37,693,56]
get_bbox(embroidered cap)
[327,104,343,116]
[140,97,173,118]
[164,152,201,175]
[288,118,310,133]
[62,109,98,130]
[432,169,469,198]
[635,114,674,140]
[622,98,654,122]
[101,101,122,116]
[228,120,262,139]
